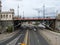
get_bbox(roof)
[0,11,14,14]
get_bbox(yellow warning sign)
[21,43,26,45]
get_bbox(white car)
[34,28,36,31]
[38,24,46,28]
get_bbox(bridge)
[14,17,56,30]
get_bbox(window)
[6,15,8,18]
[3,15,5,18]
[1,15,2,18]
[9,15,11,18]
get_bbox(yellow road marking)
[21,43,26,45]
[23,30,28,45]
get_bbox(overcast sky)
[1,0,60,17]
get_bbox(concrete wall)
[0,20,14,33]
[55,14,60,31]
[55,20,60,30]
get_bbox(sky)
[1,0,60,17]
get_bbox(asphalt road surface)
[0,29,26,45]
[28,30,49,45]
[0,29,50,45]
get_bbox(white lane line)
[35,34,40,43]
[7,34,23,45]
[28,30,30,45]
[37,40,39,43]
[33,32,41,45]
[17,43,21,45]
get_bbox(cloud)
[1,0,60,17]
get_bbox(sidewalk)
[0,30,19,41]
[39,29,60,45]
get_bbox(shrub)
[7,26,13,33]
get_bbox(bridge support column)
[49,20,56,30]
[14,20,21,30]
[55,19,60,31]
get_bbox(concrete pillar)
[55,14,60,31]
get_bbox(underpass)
[14,18,56,30]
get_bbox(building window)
[9,15,11,18]
[3,15,5,18]
[6,15,8,18]
[1,15,2,18]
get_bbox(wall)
[55,20,60,30]
[0,20,14,33]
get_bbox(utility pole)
[17,5,19,17]
[42,5,45,24]
[23,11,24,19]
[56,10,58,17]
[0,0,2,13]
[38,11,40,19]
[33,9,41,19]
[43,5,45,18]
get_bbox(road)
[0,29,50,45]
[28,30,49,45]
[0,29,26,45]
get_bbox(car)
[33,28,36,31]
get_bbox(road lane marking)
[28,30,30,45]
[23,30,28,45]
[37,40,39,43]
[7,34,23,45]
[33,31,41,45]
[18,43,21,45]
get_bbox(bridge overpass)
[13,17,56,30]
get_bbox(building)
[55,14,60,31]
[0,0,14,33]
[0,9,14,20]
